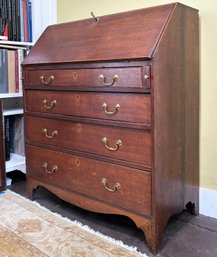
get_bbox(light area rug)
[0,190,148,257]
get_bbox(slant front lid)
[23,3,175,65]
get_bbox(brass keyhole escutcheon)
[76,124,81,133]
[76,159,80,166]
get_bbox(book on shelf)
[17,48,24,92]
[0,0,9,41]
[20,0,24,42]
[0,0,32,42]
[27,0,32,42]
[0,46,28,94]
[4,116,10,161]
[13,115,25,156]
[7,49,16,93]
[7,0,13,41]
[0,48,8,93]
[4,115,25,162]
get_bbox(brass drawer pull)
[43,99,57,109]
[99,74,119,86]
[43,128,58,139]
[43,162,58,174]
[40,75,54,85]
[102,103,120,115]
[101,178,121,192]
[102,137,122,151]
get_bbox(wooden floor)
[8,171,217,257]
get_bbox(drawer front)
[25,90,151,125]
[25,116,152,167]
[24,67,144,88]
[26,145,151,216]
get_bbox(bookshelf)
[0,0,57,190]
[0,41,30,187]
[0,77,27,186]
[0,92,23,98]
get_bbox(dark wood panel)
[22,4,175,65]
[183,5,199,214]
[151,3,199,249]
[25,91,151,125]
[26,145,152,215]
[25,116,152,167]
[25,67,144,88]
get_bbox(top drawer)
[24,67,150,89]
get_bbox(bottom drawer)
[26,145,151,216]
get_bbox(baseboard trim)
[200,187,217,219]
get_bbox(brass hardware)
[43,128,58,139]
[91,11,100,23]
[76,124,81,133]
[102,137,122,151]
[43,162,58,174]
[101,178,121,192]
[102,103,120,115]
[42,100,57,109]
[144,74,149,80]
[99,74,119,86]
[40,75,54,85]
[76,159,80,166]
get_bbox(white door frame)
[31,0,57,43]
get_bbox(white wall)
[31,0,57,43]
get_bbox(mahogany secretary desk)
[22,3,199,253]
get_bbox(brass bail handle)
[43,128,58,139]
[40,75,54,85]
[43,162,58,174]
[43,99,57,109]
[102,103,120,115]
[101,178,121,192]
[99,74,119,87]
[102,137,122,151]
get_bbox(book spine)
[27,0,32,42]
[9,115,14,153]
[15,49,19,92]
[4,116,10,161]
[0,48,8,93]
[19,0,24,42]
[0,0,3,35]
[17,48,24,92]
[16,0,21,41]
[13,115,25,156]
[2,0,8,40]
[6,0,12,41]
[7,49,15,93]
[11,0,16,41]
[23,0,27,42]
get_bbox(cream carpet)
[0,190,148,257]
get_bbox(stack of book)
[4,115,25,161]
[0,0,32,42]
[0,47,25,93]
